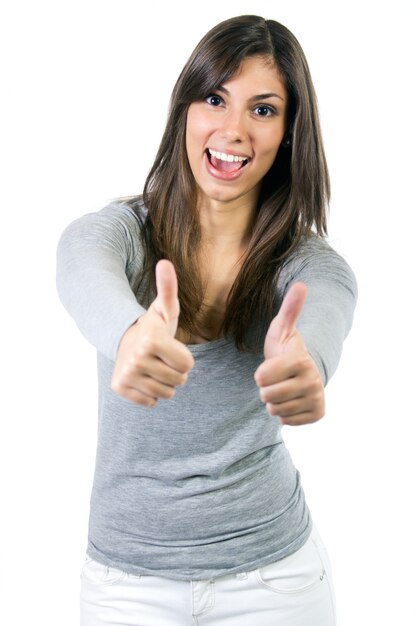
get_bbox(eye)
[254,105,276,117]
[205,94,223,106]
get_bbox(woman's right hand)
[111,260,194,406]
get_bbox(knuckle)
[311,387,324,407]
[295,354,310,370]
[161,386,175,400]
[111,382,132,402]
[111,379,120,394]
[141,334,159,354]
[312,404,325,420]
[304,374,323,395]
[186,353,195,370]
[259,389,268,402]
[255,374,264,387]
[313,372,323,387]
[138,335,156,356]
[267,403,278,416]
[126,354,144,371]
[178,373,188,386]
[119,363,135,380]
[111,377,125,395]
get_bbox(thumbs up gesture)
[111,260,194,406]
[254,282,325,426]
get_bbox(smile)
[205,148,251,180]
[208,148,250,163]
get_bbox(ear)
[282,122,293,148]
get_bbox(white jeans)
[80,525,336,625]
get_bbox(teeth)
[208,148,248,163]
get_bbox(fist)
[254,283,325,426]
[111,260,194,406]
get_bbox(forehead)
[221,56,287,98]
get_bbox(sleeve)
[281,236,358,386]
[56,202,147,361]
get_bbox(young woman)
[57,14,357,626]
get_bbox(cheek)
[259,131,285,163]
[187,108,222,157]
[185,119,199,170]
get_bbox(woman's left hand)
[254,283,325,426]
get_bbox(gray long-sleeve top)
[56,200,357,580]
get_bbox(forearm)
[281,237,358,386]
[297,275,356,385]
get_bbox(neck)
[198,196,257,252]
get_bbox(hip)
[80,524,336,625]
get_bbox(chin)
[200,185,247,205]
[208,194,242,205]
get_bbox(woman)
[57,14,357,626]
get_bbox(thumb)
[264,282,307,357]
[153,260,180,336]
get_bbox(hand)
[111,260,194,406]
[254,283,325,426]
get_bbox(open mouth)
[206,149,250,174]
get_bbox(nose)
[219,108,247,143]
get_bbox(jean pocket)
[81,555,129,586]
[255,535,326,595]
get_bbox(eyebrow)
[216,85,285,103]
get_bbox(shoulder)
[94,196,148,232]
[280,233,358,299]
[60,196,147,237]
[77,197,147,247]
[285,232,349,266]
[57,196,149,267]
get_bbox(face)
[185,55,288,209]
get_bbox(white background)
[1,1,416,624]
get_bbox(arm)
[56,201,194,404]
[56,202,146,361]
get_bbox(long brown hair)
[121,15,330,350]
